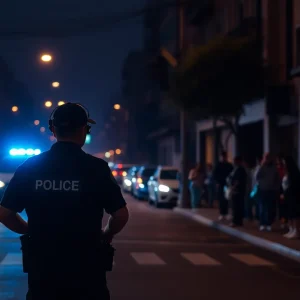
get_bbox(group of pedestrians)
[188,151,300,239]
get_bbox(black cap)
[52,103,96,128]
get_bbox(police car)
[0,148,41,198]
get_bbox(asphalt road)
[1,192,300,300]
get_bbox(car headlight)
[0,181,5,188]
[159,184,170,192]
[124,179,132,186]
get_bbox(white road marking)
[0,253,22,265]
[181,253,221,266]
[131,252,166,265]
[113,238,248,247]
[230,254,275,266]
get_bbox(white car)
[147,166,179,208]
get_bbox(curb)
[174,207,300,263]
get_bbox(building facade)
[195,0,300,167]
[143,0,203,168]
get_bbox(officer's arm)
[0,166,28,234]
[104,206,129,242]
[0,206,28,234]
[102,162,129,242]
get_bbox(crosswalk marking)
[0,252,277,268]
[131,252,166,265]
[181,253,221,266]
[230,254,275,266]
[1,253,22,265]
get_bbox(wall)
[158,136,175,166]
[205,132,214,164]
[220,128,234,162]
[196,100,265,164]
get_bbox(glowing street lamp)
[12,106,18,112]
[58,101,65,106]
[45,101,52,108]
[52,82,60,88]
[114,104,121,110]
[34,120,40,126]
[40,127,46,133]
[115,149,122,155]
[105,152,111,158]
[41,54,52,62]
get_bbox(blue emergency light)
[9,148,41,156]
[85,134,91,144]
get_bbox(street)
[1,193,300,300]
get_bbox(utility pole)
[177,0,189,208]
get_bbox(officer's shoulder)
[18,151,51,170]
[84,154,109,169]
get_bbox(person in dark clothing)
[213,151,233,220]
[282,156,300,239]
[0,103,129,300]
[276,155,288,228]
[227,156,247,227]
[204,163,215,208]
[256,153,281,231]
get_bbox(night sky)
[0,0,145,153]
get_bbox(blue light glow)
[85,134,91,144]
[9,148,41,156]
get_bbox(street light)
[45,101,52,108]
[114,104,121,110]
[52,82,60,88]
[58,101,65,106]
[11,106,18,112]
[34,120,40,126]
[105,152,111,158]
[41,54,52,62]
[40,127,46,133]
[116,149,121,155]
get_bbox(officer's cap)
[52,102,96,128]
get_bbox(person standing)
[227,156,247,227]
[282,156,300,239]
[188,163,205,209]
[244,160,254,221]
[251,157,261,220]
[213,151,233,221]
[204,163,215,208]
[276,155,288,228]
[256,153,281,231]
[0,103,129,300]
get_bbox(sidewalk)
[174,206,300,263]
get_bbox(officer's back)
[0,103,129,300]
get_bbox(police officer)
[0,102,129,300]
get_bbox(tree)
[170,34,267,155]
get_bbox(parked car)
[111,164,134,184]
[132,166,156,200]
[122,166,141,193]
[147,166,179,208]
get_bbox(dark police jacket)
[0,142,126,273]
